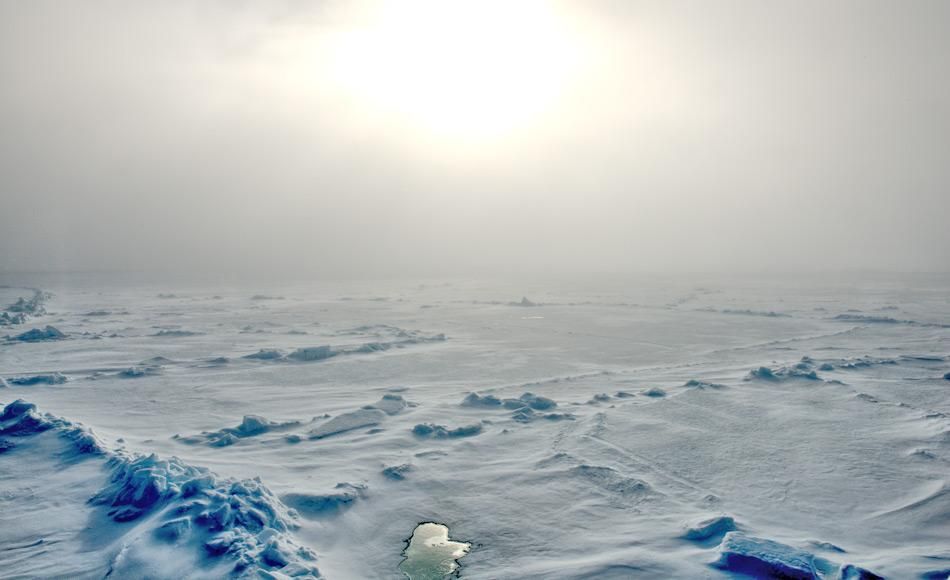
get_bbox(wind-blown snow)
[0,275,947,578]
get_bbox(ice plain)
[1,273,948,579]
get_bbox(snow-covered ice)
[1,274,949,578]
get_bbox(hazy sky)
[1,0,948,277]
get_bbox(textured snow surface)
[1,274,949,578]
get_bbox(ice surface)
[0,275,947,578]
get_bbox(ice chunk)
[682,515,737,541]
[747,365,821,381]
[369,394,409,415]
[309,408,387,440]
[412,423,483,438]
[515,392,557,410]
[287,345,338,362]
[117,365,161,378]
[684,379,726,389]
[382,464,414,481]
[713,532,831,579]
[839,564,884,579]
[282,483,367,517]
[460,392,504,408]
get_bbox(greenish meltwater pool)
[399,522,471,579]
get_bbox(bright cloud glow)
[325,0,586,140]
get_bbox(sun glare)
[327,0,584,140]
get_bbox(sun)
[326,0,584,140]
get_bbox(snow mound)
[282,483,367,517]
[1,400,102,454]
[335,324,447,343]
[746,363,821,382]
[176,415,302,447]
[251,334,447,364]
[642,387,667,397]
[368,393,411,415]
[713,532,833,579]
[10,325,66,342]
[83,309,113,316]
[243,349,285,360]
[95,454,321,577]
[151,329,201,337]
[832,313,902,324]
[0,399,321,578]
[382,464,414,481]
[8,372,68,386]
[412,422,483,438]
[287,345,338,362]
[815,356,899,371]
[682,515,737,541]
[460,392,504,408]
[460,392,566,422]
[570,465,652,497]
[588,393,612,404]
[509,392,557,410]
[720,308,790,318]
[511,407,575,423]
[309,408,387,440]
[117,365,162,378]
[684,379,726,390]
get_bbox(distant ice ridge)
[0,289,49,326]
[6,372,68,386]
[0,399,321,578]
[242,331,446,363]
[832,313,950,328]
[151,329,202,338]
[697,307,790,318]
[461,392,574,422]
[176,415,303,447]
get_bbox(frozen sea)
[1,273,948,579]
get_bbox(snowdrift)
[0,399,321,579]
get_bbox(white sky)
[1,0,948,277]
